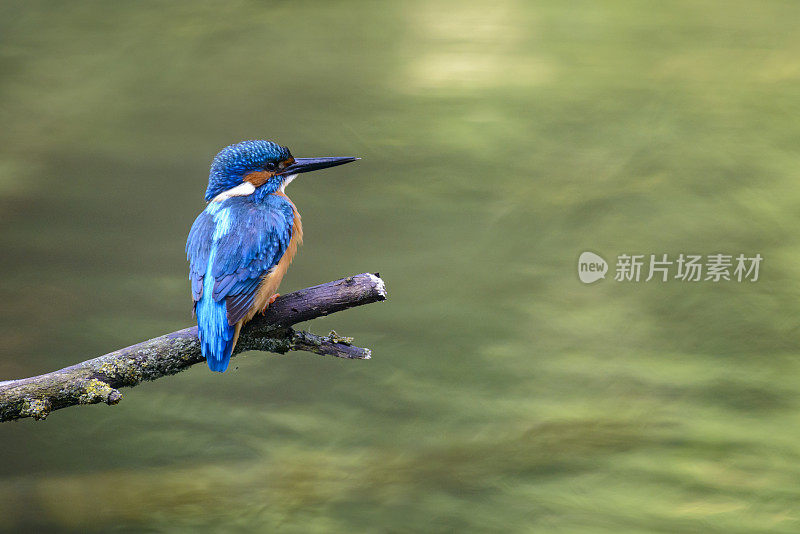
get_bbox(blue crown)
[205,140,292,201]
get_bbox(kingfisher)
[186,140,357,372]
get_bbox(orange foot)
[261,293,280,314]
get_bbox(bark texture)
[0,273,386,422]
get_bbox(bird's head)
[205,140,357,202]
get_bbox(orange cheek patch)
[243,170,274,187]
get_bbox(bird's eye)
[263,162,277,171]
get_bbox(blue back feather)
[186,195,294,372]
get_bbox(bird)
[186,140,357,372]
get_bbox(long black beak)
[279,156,358,176]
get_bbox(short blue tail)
[196,291,235,373]
[200,326,235,372]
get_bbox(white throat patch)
[210,173,297,202]
[211,181,256,202]
[279,174,297,193]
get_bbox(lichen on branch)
[0,273,386,422]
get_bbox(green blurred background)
[2,0,800,532]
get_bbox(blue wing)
[186,195,294,372]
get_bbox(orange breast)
[228,194,302,352]
[244,191,302,324]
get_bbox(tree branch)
[0,273,387,422]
